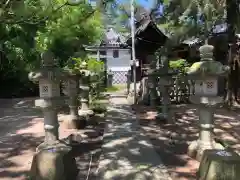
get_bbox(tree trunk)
[225,0,238,106]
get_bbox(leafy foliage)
[169,59,189,73]
[0,0,108,97]
[155,0,227,44]
[35,1,104,67]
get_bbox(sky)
[122,0,163,13]
[117,0,155,9]
[137,0,155,9]
[89,0,160,11]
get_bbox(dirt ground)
[0,97,104,180]
[135,104,240,180]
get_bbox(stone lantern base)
[78,109,94,116]
[78,110,94,128]
[188,139,224,161]
[188,98,225,161]
[62,114,88,129]
[156,105,175,124]
[156,111,174,124]
[197,149,240,180]
[30,144,78,180]
[63,114,81,129]
[78,109,94,126]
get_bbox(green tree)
[0,0,115,97]
[35,0,104,66]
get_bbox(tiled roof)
[182,38,202,46]
[102,28,126,46]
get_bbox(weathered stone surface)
[186,43,228,161]
[30,146,78,180]
[197,149,240,180]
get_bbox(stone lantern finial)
[80,61,87,69]
[199,44,214,61]
[41,51,55,67]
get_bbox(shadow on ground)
[0,98,106,180]
[134,104,240,180]
[97,102,172,180]
[0,98,43,179]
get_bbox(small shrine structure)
[125,11,169,81]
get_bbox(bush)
[169,58,189,73]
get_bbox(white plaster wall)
[107,49,131,71]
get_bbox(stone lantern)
[146,55,159,107]
[157,54,176,123]
[62,68,80,129]
[125,69,131,95]
[187,43,229,161]
[78,62,94,118]
[28,51,78,180]
[107,70,113,87]
[29,51,63,148]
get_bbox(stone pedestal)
[28,51,78,180]
[197,149,240,180]
[188,97,225,161]
[186,44,229,161]
[30,146,78,180]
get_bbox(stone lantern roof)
[187,44,229,77]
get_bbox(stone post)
[187,43,229,161]
[125,69,131,95]
[62,72,80,129]
[28,51,78,180]
[107,70,113,87]
[78,62,94,118]
[146,55,158,107]
[138,67,149,105]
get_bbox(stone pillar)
[28,51,78,180]
[78,62,94,118]
[107,70,113,87]
[147,55,158,107]
[187,43,229,161]
[63,73,80,129]
[125,70,131,95]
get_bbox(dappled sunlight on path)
[98,96,172,180]
[136,104,240,180]
[0,98,76,180]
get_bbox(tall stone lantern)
[62,68,80,129]
[146,55,159,107]
[78,62,94,118]
[157,54,176,123]
[187,43,229,161]
[28,51,78,180]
